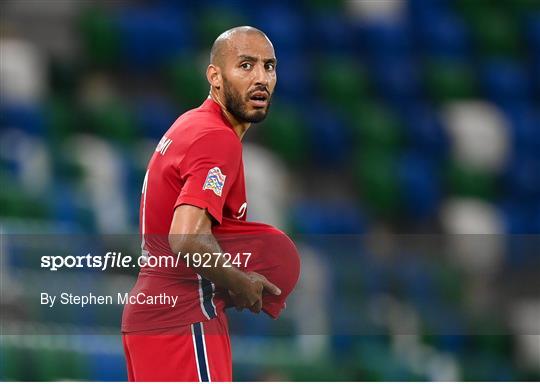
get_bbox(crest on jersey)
[203,167,226,196]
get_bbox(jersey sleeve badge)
[203,166,227,196]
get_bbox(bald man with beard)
[121,27,300,381]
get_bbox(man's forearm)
[169,233,250,293]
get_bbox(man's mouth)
[248,91,269,108]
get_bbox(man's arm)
[168,204,280,312]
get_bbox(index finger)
[261,278,281,296]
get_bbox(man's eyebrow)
[237,55,277,63]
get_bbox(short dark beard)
[222,76,271,123]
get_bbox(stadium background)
[1,0,540,381]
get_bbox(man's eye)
[241,63,252,70]
[266,63,275,71]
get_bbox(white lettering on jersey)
[155,136,173,155]
[234,202,247,219]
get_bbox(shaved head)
[206,26,277,127]
[210,26,271,67]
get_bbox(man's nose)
[253,63,269,86]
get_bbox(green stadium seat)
[48,60,81,98]
[309,0,345,12]
[445,162,497,200]
[471,10,522,57]
[455,1,522,57]
[354,150,400,217]
[79,7,120,67]
[476,333,512,358]
[165,57,208,108]
[502,0,540,15]
[349,101,402,151]
[460,352,516,381]
[435,262,464,304]
[425,59,478,102]
[259,104,308,166]
[197,7,247,49]
[0,182,49,219]
[30,337,89,381]
[318,57,371,111]
[454,0,494,21]
[287,361,351,381]
[353,338,417,381]
[45,97,77,145]
[33,345,65,380]
[85,100,138,143]
[1,345,32,380]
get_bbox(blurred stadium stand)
[1,0,539,381]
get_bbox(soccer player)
[121,26,300,381]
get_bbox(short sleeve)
[174,130,241,224]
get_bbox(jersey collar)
[202,97,235,132]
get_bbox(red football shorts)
[122,311,231,382]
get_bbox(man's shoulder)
[168,104,235,142]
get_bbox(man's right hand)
[228,271,281,313]
[169,205,281,314]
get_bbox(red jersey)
[122,99,300,333]
[142,97,248,257]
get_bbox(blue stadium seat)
[370,54,423,103]
[302,102,351,167]
[504,222,539,267]
[434,334,467,355]
[396,256,438,303]
[358,256,389,296]
[135,97,178,139]
[309,11,355,54]
[411,7,471,59]
[533,202,540,233]
[408,0,453,20]
[87,352,127,381]
[528,14,540,95]
[462,353,517,381]
[291,200,367,234]
[397,152,441,220]
[506,200,540,236]
[116,6,193,71]
[501,103,540,158]
[50,182,78,226]
[250,3,307,53]
[229,311,277,336]
[481,60,532,103]
[526,13,540,54]
[397,102,449,161]
[0,103,45,136]
[271,53,313,99]
[330,332,355,356]
[154,0,198,12]
[503,154,540,199]
[532,51,540,97]
[118,152,143,228]
[329,301,375,353]
[418,303,466,342]
[498,200,532,234]
[356,19,412,58]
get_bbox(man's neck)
[209,91,250,140]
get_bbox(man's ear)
[206,64,222,89]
